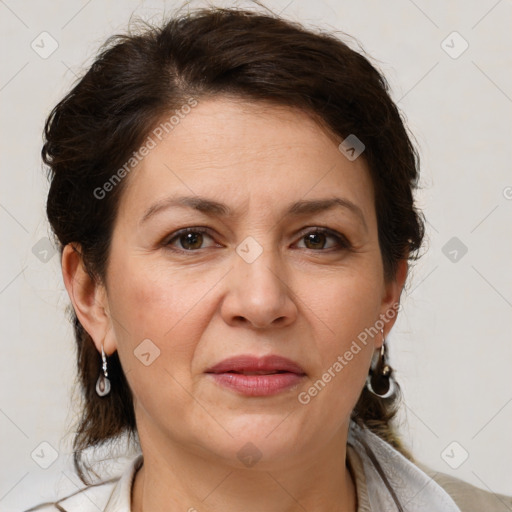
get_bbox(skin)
[62,96,407,512]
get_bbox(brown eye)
[165,227,216,251]
[303,232,328,250]
[296,228,350,251]
[179,232,204,250]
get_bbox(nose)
[220,240,298,329]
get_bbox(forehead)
[116,96,375,225]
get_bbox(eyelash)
[163,226,352,254]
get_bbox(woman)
[28,5,511,512]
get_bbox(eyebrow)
[140,195,367,231]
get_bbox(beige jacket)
[421,464,512,512]
[347,444,512,511]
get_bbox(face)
[81,97,404,469]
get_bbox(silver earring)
[366,329,395,399]
[95,343,111,397]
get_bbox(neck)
[131,421,357,512]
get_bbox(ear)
[378,258,408,342]
[61,243,117,356]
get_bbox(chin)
[207,416,306,460]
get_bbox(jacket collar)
[103,454,142,512]
[347,421,461,511]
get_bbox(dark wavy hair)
[42,2,424,489]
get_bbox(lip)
[205,354,306,397]
[205,354,306,375]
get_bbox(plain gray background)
[1,0,511,510]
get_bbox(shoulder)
[24,454,143,512]
[417,463,512,512]
[24,479,118,512]
[347,421,511,512]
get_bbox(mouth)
[223,370,292,375]
[205,354,306,376]
[205,355,306,396]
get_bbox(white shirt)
[28,421,490,512]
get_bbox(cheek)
[298,267,382,408]
[106,260,217,393]
[304,263,383,346]
[109,255,212,340]
[106,269,201,424]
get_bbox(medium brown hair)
[42,4,424,485]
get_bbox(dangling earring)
[366,328,395,399]
[95,343,111,397]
